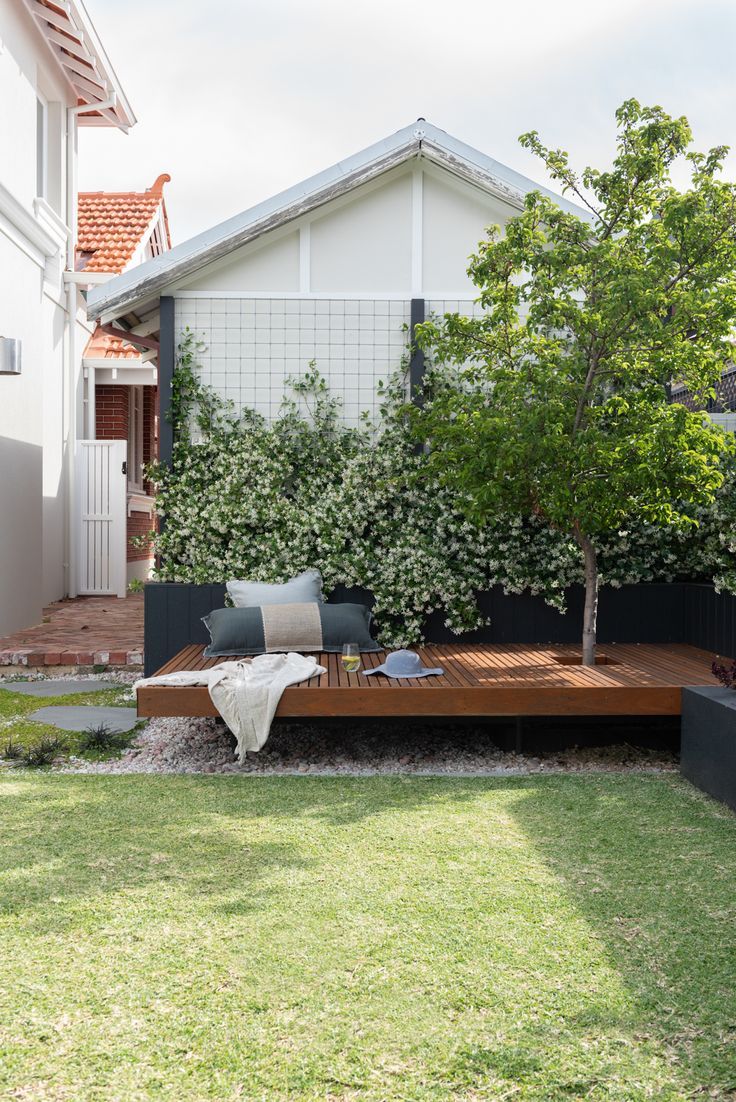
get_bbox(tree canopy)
[413,100,736,663]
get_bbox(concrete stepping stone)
[27,706,139,733]
[0,679,118,698]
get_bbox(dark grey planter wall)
[142,580,735,676]
[145,583,226,676]
[684,584,736,658]
[681,686,736,813]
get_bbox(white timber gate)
[76,440,127,597]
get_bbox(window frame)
[36,94,48,201]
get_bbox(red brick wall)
[128,510,153,562]
[95,385,129,440]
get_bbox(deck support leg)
[515,716,524,754]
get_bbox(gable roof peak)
[88,119,591,320]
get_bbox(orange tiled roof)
[77,173,171,274]
[83,327,141,362]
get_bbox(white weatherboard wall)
[172,161,515,427]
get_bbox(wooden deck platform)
[136,643,718,719]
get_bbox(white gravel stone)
[59,715,678,776]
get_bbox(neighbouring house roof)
[83,327,140,362]
[21,0,135,130]
[80,175,171,369]
[77,174,171,275]
[87,119,593,322]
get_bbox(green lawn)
[1,775,735,1101]
[0,681,134,759]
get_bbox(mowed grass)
[1,775,735,1101]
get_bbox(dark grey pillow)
[203,602,380,656]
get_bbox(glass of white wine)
[341,643,360,673]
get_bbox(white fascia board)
[420,128,594,220]
[88,127,420,319]
[63,0,136,128]
[123,204,168,272]
[87,119,593,321]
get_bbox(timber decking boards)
[136,643,719,719]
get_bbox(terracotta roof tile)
[83,327,142,361]
[77,173,171,275]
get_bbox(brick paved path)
[0,595,144,668]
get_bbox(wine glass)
[341,643,360,673]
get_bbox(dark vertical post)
[158,295,175,468]
[409,297,425,405]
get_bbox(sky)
[79,0,736,244]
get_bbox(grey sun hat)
[364,649,444,679]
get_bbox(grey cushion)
[226,569,323,607]
[203,602,380,656]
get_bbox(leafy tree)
[413,100,736,664]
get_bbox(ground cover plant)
[1,773,735,1100]
[0,681,135,764]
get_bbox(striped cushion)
[203,602,379,656]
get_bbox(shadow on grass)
[3,773,736,1097]
[0,775,483,930]
[492,775,736,1097]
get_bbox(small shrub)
[77,723,129,753]
[2,738,23,760]
[712,660,736,690]
[20,736,67,768]
[127,578,144,593]
[92,664,107,674]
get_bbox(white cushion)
[226,569,323,607]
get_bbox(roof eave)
[23,0,135,130]
[88,134,419,319]
[87,119,594,321]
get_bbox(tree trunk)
[575,529,598,667]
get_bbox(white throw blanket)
[135,652,325,761]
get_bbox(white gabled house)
[0,0,134,636]
[88,120,588,444]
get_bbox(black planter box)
[681,686,736,812]
[143,579,736,677]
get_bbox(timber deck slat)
[136,642,720,719]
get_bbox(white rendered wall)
[309,173,412,293]
[422,171,509,295]
[183,231,300,293]
[0,0,69,219]
[174,162,512,301]
[176,298,410,427]
[0,0,74,633]
[0,233,45,635]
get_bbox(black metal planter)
[681,686,736,812]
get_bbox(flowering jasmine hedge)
[146,332,736,647]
